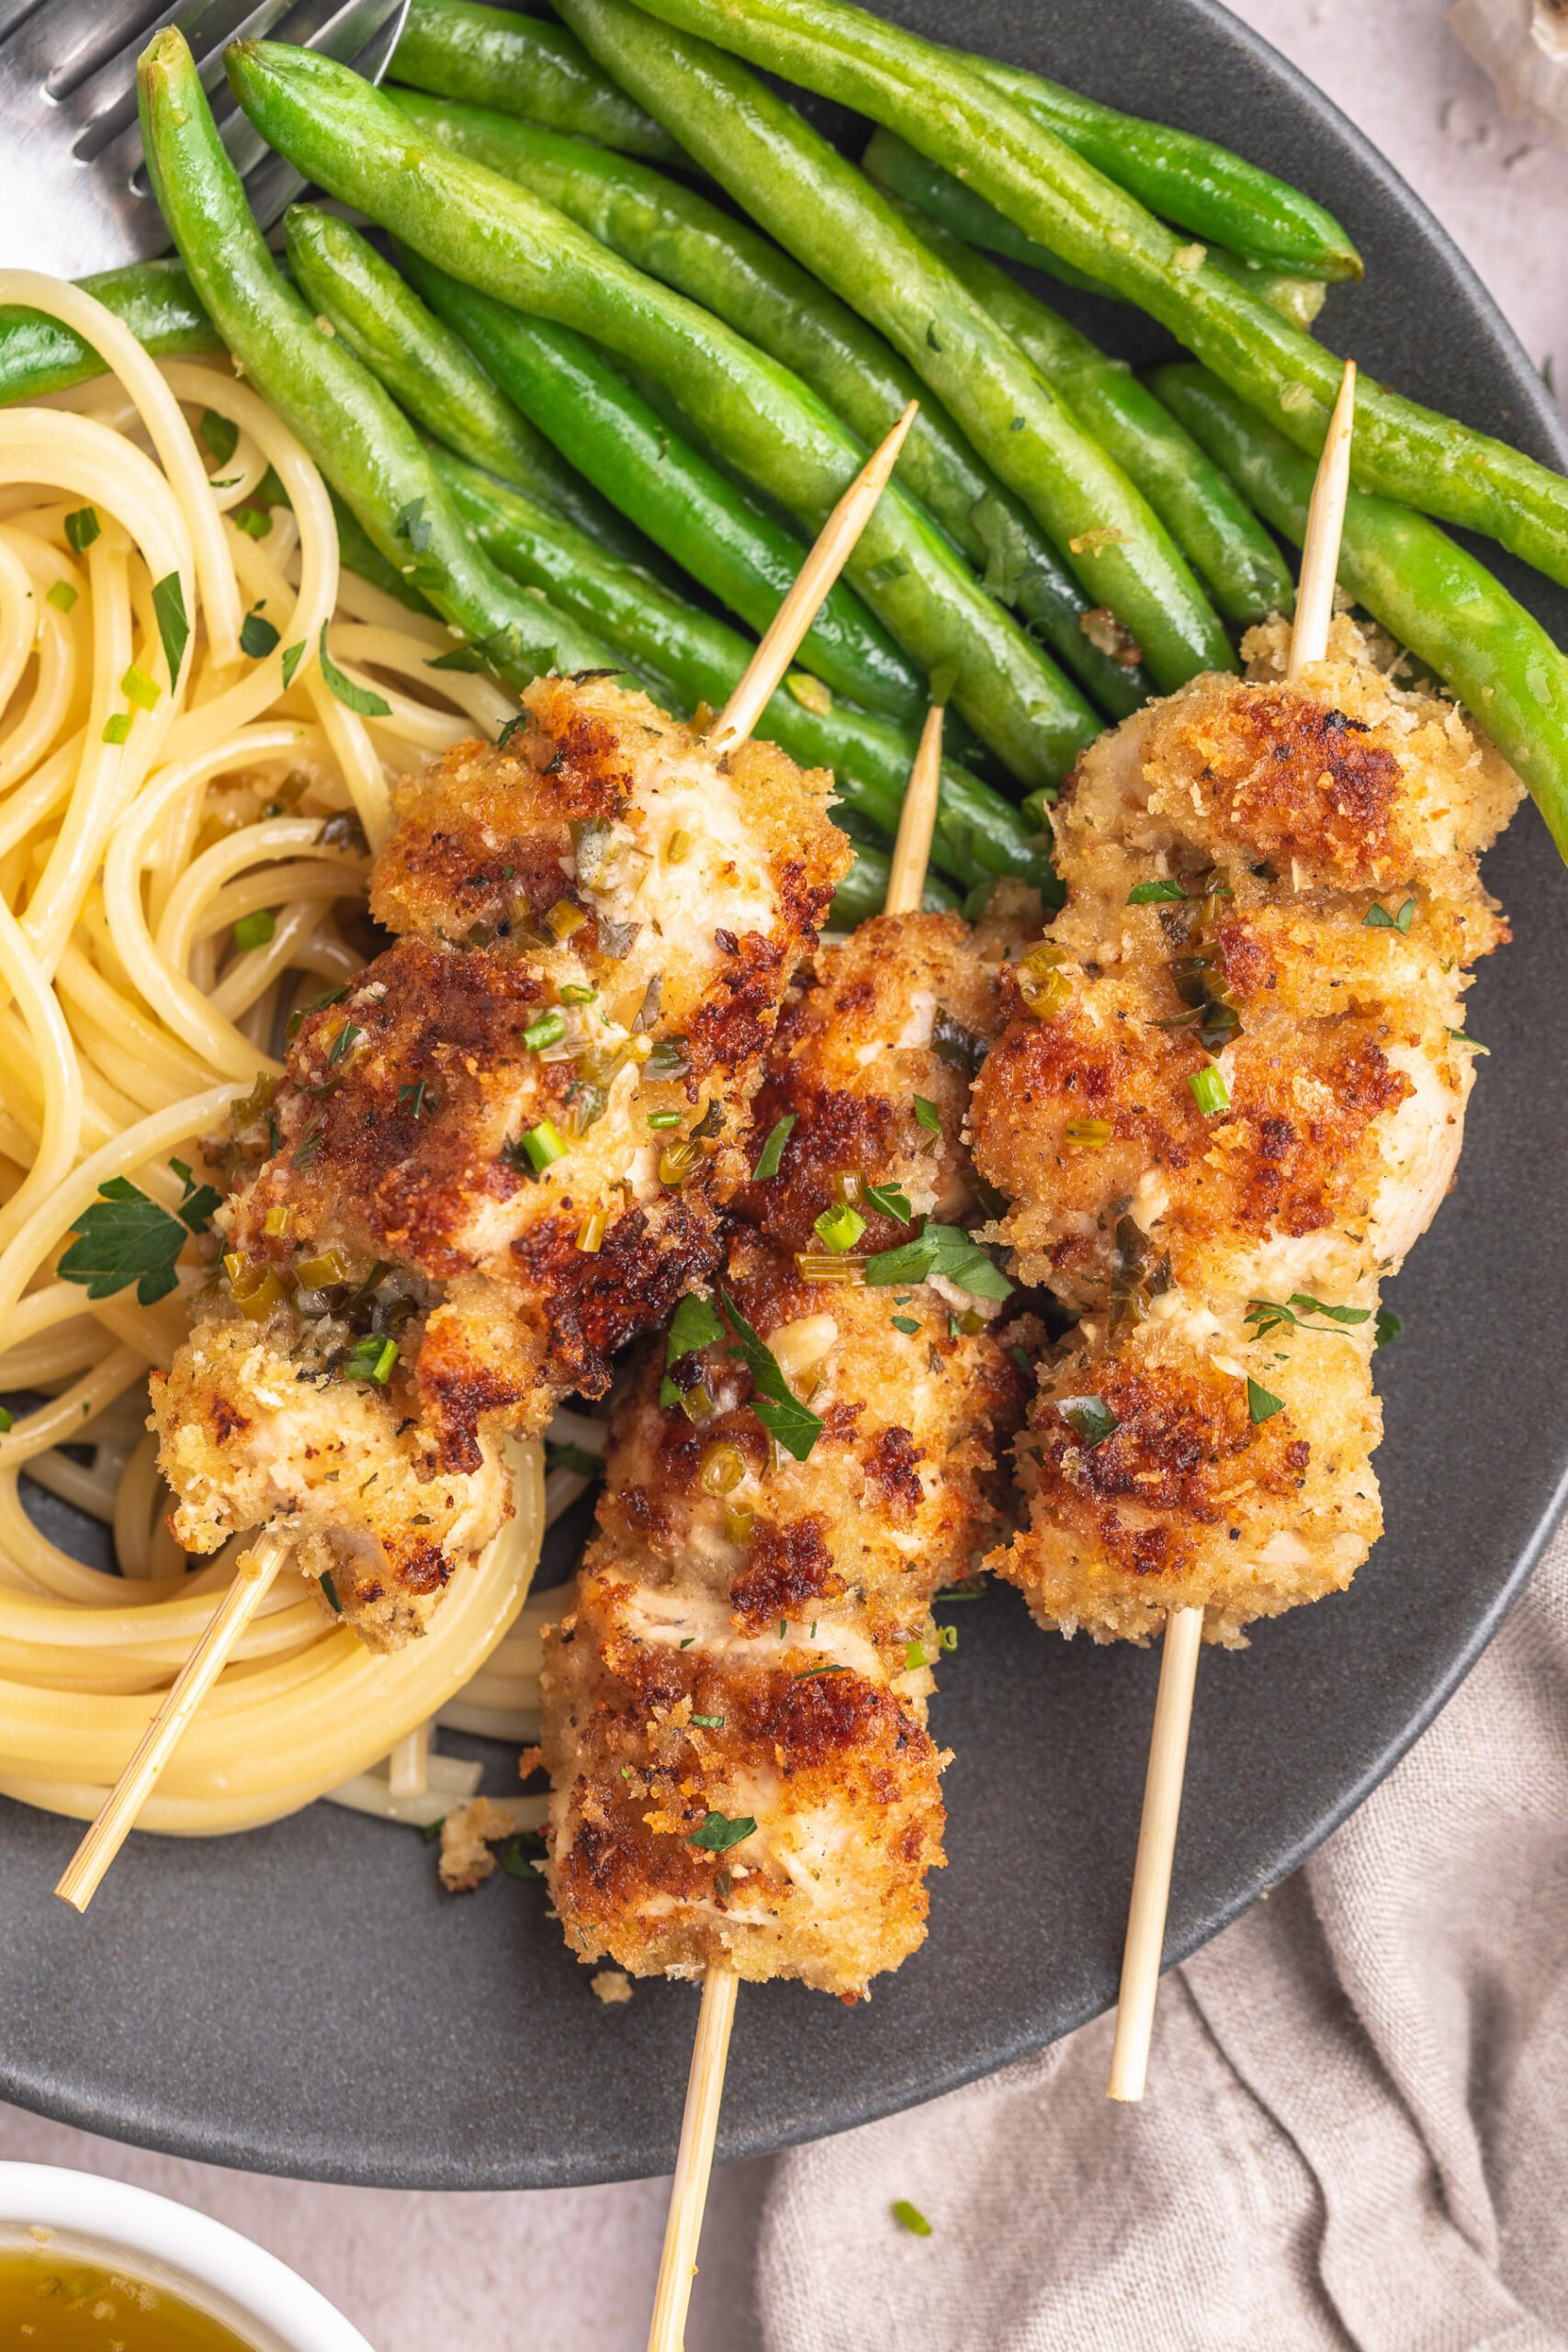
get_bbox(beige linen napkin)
[759,1518,1568,2350]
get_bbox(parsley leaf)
[660,1292,724,1408]
[497,714,528,752]
[58,1177,193,1306]
[1374,1307,1404,1350]
[1059,1394,1117,1447]
[688,1809,756,1852]
[891,1314,920,1334]
[1364,896,1416,933]
[168,1156,221,1234]
[912,1097,941,1134]
[751,1113,795,1181]
[863,1181,914,1223]
[152,571,189,686]
[318,623,391,718]
[719,1288,824,1462]
[280,640,306,692]
[864,1223,1012,1303]
[1126,877,1187,905]
[240,603,279,659]
[545,1441,604,1479]
[1247,1377,1286,1424]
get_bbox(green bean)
[328,489,430,611]
[629,0,1568,596]
[897,200,1293,624]
[962,53,1359,282]
[389,89,1152,718]
[1154,365,1568,865]
[138,31,624,700]
[554,0,1233,694]
[0,260,219,404]
[862,128,1329,333]
[434,445,1054,895]
[283,205,661,575]
[399,254,929,729]
[829,817,959,923]
[388,0,681,162]
[225,40,1100,793]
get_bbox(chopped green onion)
[891,2200,932,2237]
[523,1010,566,1053]
[233,910,276,952]
[342,1335,399,1385]
[814,1203,867,1254]
[520,1119,567,1172]
[904,1639,930,1669]
[1189,1064,1230,1116]
[327,1021,363,1067]
[65,506,100,553]
[559,983,597,1005]
[398,1080,429,1119]
[690,1713,725,1730]
[101,712,131,745]
[647,1109,682,1130]
[45,580,77,613]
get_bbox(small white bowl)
[0,2162,374,2351]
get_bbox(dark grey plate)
[3,0,1566,2192]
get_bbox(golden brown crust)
[156,673,849,1645]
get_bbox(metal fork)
[0,0,409,277]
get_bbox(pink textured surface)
[1,10,1561,2348]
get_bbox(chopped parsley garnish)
[152,571,189,686]
[320,1570,343,1614]
[240,603,280,660]
[864,1222,1012,1303]
[394,496,433,552]
[199,409,239,466]
[795,1662,848,1679]
[58,1163,215,1306]
[1364,896,1416,933]
[862,1181,913,1222]
[497,714,528,752]
[64,506,100,553]
[1245,1294,1372,1341]
[398,1080,429,1119]
[643,1037,692,1081]
[1060,1395,1117,1448]
[891,1315,919,1335]
[912,1096,942,1136]
[1247,1377,1286,1424]
[931,1008,986,1078]
[720,1288,824,1462]
[690,1713,725,1729]
[318,623,391,717]
[1447,1029,1489,1054]
[342,1335,399,1385]
[280,640,305,691]
[1126,877,1187,905]
[1374,1307,1404,1350]
[688,1810,756,1853]
[501,1832,546,1881]
[660,1292,724,1407]
[891,2200,932,2237]
[751,1113,795,1181]
[293,1113,326,1169]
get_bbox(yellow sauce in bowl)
[0,2245,258,2347]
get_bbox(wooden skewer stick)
[1106,358,1358,2105]
[55,1529,290,1912]
[884,701,945,919]
[647,695,946,2352]
[706,401,919,758]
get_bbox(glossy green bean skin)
[283,206,660,574]
[139,32,622,695]
[388,0,680,161]
[225,40,1100,792]
[863,128,1329,332]
[1155,365,1568,865]
[901,202,1293,623]
[389,88,1151,718]
[631,0,1568,596]
[434,447,1052,895]
[555,0,1234,695]
[964,53,1359,281]
[400,254,929,729]
[0,260,219,404]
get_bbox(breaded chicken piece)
[730,889,1037,1251]
[152,673,848,1647]
[540,1236,1029,1997]
[978,617,1521,1645]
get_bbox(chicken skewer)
[966,358,1524,2098]
[54,409,917,1912]
[538,707,1037,2352]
